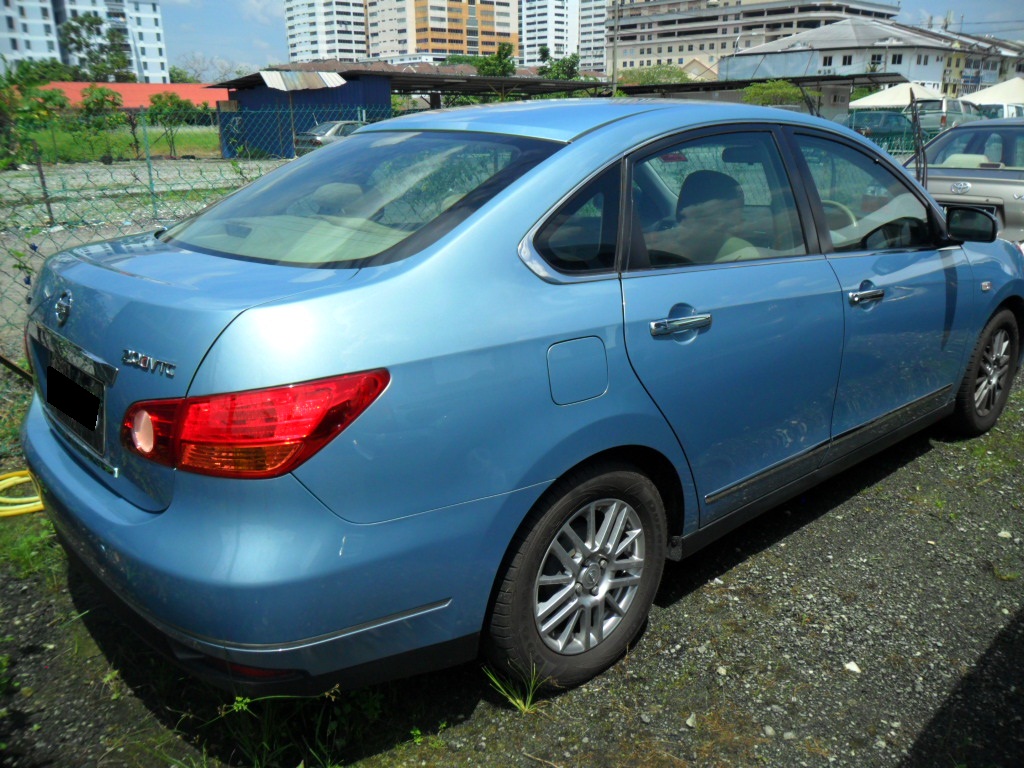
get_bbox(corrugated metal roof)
[259,71,346,91]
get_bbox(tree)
[8,58,81,85]
[617,64,690,87]
[77,84,126,158]
[539,53,580,81]
[0,57,71,167]
[476,43,516,78]
[147,92,207,157]
[169,66,200,84]
[442,54,486,68]
[742,79,804,106]
[59,13,136,82]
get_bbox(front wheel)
[949,308,1019,437]
[485,463,667,688]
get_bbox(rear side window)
[628,131,807,268]
[161,131,561,268]
[533,165,621,274]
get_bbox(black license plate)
[46,357,105,454]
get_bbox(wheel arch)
[480,445,684,639]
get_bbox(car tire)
[949,308,1019,437]
[485,462,667,688]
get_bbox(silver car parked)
[911,118,1024,243]
[294,120,365,156]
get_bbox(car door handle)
[848,288,885,306]
[650,313,713,337]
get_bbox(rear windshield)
[924,125,1024,169]
[160,130,562,268]
[308,122,340,136]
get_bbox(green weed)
[483,663,548,714]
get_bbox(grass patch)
[28,125,224,163]
[483,663,549,714]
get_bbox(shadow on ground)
[899,607,1024,767]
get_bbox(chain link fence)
[0,105,397,374]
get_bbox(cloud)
[238,0,285,25]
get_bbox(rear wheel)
[485,463,667,688]
[949,308,1019,437]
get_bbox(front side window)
[629,131,807,268]
[161,131,560,268]
[795,134,931,252]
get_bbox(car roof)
[359,98,836,144]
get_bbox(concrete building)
[606,0,900,77]
[718,18,1024,99]
[284,0,518,65]
[0,0,59,64]
[520,0,579,67]
[286,0,367,63]
[53,0,168,83]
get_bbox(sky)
[158,0,1024,80]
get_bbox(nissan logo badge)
[950,181,971,195]
[54,291,72,326]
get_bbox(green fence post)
[141,109,159,221]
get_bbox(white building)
[606,0,900,77]
[0,0,60,64]
[719,18,1024,98]
[578,0,609,73]
[520,0,579,67]
[53,0,168,83]
[286,0,367,63]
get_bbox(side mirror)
[946,206,998,243]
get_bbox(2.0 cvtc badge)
[122,349,177,378]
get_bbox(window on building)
[842,55,852,66]
[891,54,902,65]
[822,55,833,66]
[870,53,883,66]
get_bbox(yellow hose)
[0,470,44,517]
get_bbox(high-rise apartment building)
[520,0,578,67]
[286,1,518,65]
[577,0,608,73]
[286,0,367,62]
[0,0,59,63]
[2,0,168,83]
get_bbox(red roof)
[39,82,230,109]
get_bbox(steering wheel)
[821,200,857,230]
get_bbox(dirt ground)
[1,377,1022,768]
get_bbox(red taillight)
[123,370,389,478]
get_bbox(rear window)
[161,130,561,268]
[925,126,1024,169]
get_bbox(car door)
[787,130,974,458]
[621,128,844,525]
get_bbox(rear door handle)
[650,313,712,337]
[848,288,885,306]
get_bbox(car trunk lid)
[26,232,354,512]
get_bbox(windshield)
[161,130,561,268]
[924,125,1024,169]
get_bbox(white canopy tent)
[965,77,1024,105]
[849,82,942,108]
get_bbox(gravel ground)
[1,376,1022,768]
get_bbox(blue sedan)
[21,99,1024,693]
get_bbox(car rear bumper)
[21,395,522,692]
